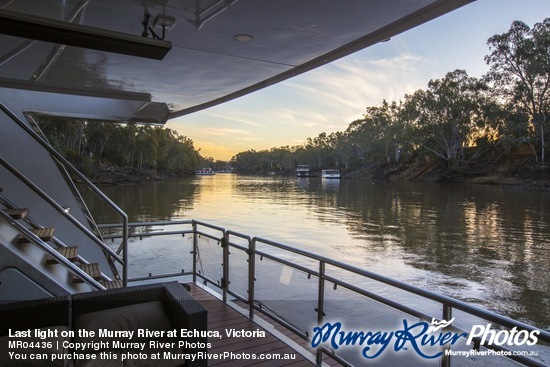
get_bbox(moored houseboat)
[321,169,340,179]
[296,165,310,177]
[195,168,216,175]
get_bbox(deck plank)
[231,299,344,367]
[186,283,320,367]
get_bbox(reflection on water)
[86,179,198,222]
[86,175,550,330]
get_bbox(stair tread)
[17,227,55,243]
[101,280,123,289]
[46,246,78,264]
[59,246,78,260]
[72,263,102,283]
[4,208,29,219]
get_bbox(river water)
[88,174,549,365]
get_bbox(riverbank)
[88,161,550,191]
[78,145,550,191]
[78,162,193,185]
[352,146,550,191]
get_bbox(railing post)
[248,238,256,320]
[122,214,128,286]
[440,304,453,367]
[222,230,229,302]
[316,260,326,366]
[192,221,198,283]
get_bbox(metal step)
[45,246,78,264]
[17,227,55,243]
[72,263,102,283]
[4,208,29,219]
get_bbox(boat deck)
[186,283,342,367]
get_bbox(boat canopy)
[0,0,473,124]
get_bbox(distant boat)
[195,168,215,175]
[321,169,340,179]
[217,166,233,173]
[296,165,309,177]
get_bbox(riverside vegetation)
[35,120,210,183]
[38,18,549,188]
[230,18,550,188]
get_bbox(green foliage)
[403,70,489,167]
[485,18,550,163]
[36,118,202,175]
[232,17,549,174]
[35,18,550,176]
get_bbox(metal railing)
[0,156,124,273]
[0,102,128,285]
[0,192,117,284]
[104,220,550,367]
[0,209,106,291]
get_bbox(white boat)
[195,168,215,175]
[296,165,310,177]
[1,3,544,367]
[321,169,341,179]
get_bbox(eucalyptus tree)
[333,130,360,169]
[344,118,370,161]
[86,122,118,158]
[231,149,259,173]
[343,100,408,165]
[305,132,339,169]
[485,18,550,163]
[403,70,487,168]
[364,100,407,164]
[36,116,87,156]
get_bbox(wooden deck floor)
[186,283,333,367]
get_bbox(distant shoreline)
[82,150,550,192]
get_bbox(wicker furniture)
[0,296,70,335]
[0,282,207,367]
[72,282,208,366]
[0,296,72,367]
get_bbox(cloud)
[167,122,255,139]
[168,48,434,160]
[198,111,264,128]
[283,52,428,120]
[236,50,430,138]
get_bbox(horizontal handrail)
[111,220,549,367]
[98,220,193,228]
[0,102,128,285]
[103,230,193,240]
[246,237,549,367]
[111,220,550,341]
[251,236,550,340]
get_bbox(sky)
[167,0,550,162]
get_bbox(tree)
[485,18,550,163]
[404,70,487,168]
[38,118,202,175]
[363,100,407,164]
